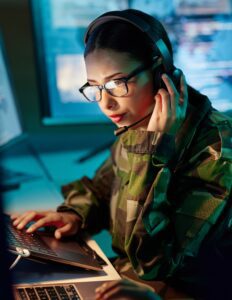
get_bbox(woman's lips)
[108,113,126,123]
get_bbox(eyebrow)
[87,72,126,83]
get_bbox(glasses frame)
[79,56,161,102]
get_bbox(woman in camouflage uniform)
[12,9,232,300]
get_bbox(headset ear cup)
[153,67,182,93]
[172,68,182,89]
[153,65,164,93]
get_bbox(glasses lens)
[83,86,101,102]
[105,80,128,97]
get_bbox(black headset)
[84,10,182,92]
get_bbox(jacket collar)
[174,86,212,167]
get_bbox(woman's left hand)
[95,279,161,300]
[147,73,188,135]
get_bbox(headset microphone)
[114,112,152,136]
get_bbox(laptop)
[0,33,104,271]
[5,213,104,271]
[0,193,119,300]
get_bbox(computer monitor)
[0,33,23,149]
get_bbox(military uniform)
[58,87,232,299]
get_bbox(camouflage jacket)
[58,87,232,284]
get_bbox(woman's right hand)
[10,210,82,239]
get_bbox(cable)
[9,255,22,270]
[9,247,30,270]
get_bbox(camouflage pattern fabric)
[58,87,232,292]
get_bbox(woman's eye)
[105,81,117,89]
[107,80,124,89]
[114,80,125,86]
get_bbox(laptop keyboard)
[16,284,81,300]
[5,216,57,257]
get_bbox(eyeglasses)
[79,56,161,102]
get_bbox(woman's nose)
[101,89,117,110]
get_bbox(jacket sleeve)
[121,123,232,282]
[57,153,115,233]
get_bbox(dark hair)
[84,9,173,66]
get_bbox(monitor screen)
[31,0,232,125]
[0,34,22,148]
[31,0,129,125]
[173,17,232,113]
[174,0,232,16]
[131,0,232,114]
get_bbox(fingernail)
[13,220,18,226]
[26,228,32,233]
[55,231,61,239]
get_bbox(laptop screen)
[0,34,22,148]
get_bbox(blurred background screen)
[0,34,23,148]
[30,0,232,125]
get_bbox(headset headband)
[84,10,173,73]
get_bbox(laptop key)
[66,285,81,300]
[25,288,39,299]
[55,286,69,299]
[45,286,59,299]
[68,285,80,298]
[17,288,29,300]
[55,285,81,300]
[35,287,49,300]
